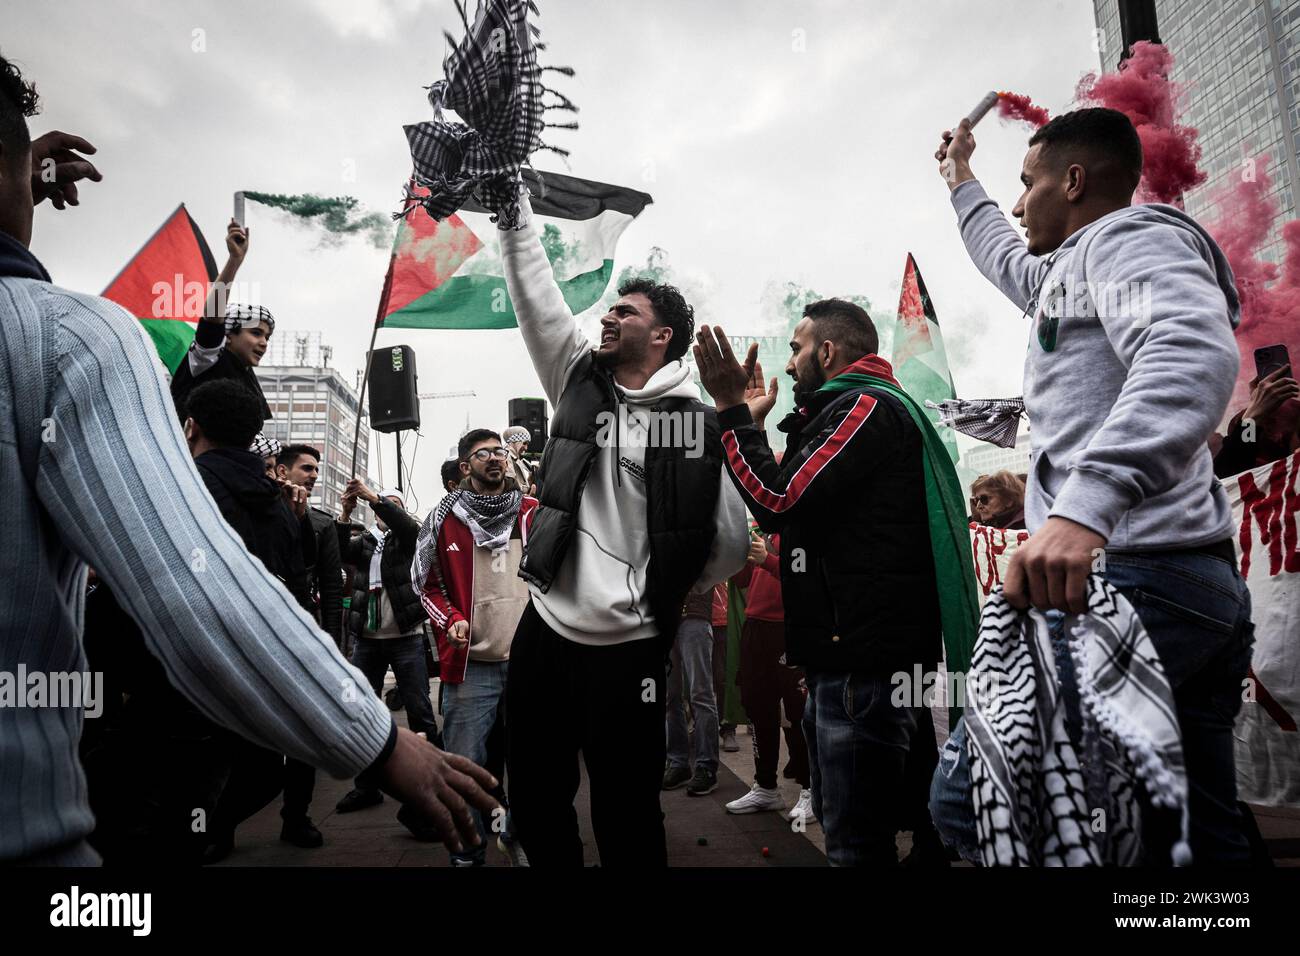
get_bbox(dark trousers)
[738,618,810,789]
[506,601,667,867]
[712,624,733,734]
[211,738,285,838]
[282,758,316,822]
[352,632,437,729]
[805,669,917,866]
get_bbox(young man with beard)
[499,192,750,866]
[695,300,974,866]
[934,107,1255,864]
[413,429,537,866]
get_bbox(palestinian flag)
[890,253,960,465]
[102,204,217,373]
[378,170,652,329]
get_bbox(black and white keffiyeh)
[965,576,1191,866]
[925,397,1027,449]
[249,432,281,459]
[224,303,276,336]
[411,486,524,602]
[398,0,577,229]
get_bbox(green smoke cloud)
[243,192,394,250]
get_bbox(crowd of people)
[2,49,1295,868]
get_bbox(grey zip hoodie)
[951,179,1240,549]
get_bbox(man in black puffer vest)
[500,190,749,867]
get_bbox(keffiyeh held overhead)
[926,396,1026,449]
[398,0,577,229]
[965,575,1191,866]
[249,433,282,459]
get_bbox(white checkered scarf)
[411,486,523,605]
[925,397,1026,449]
[397,0,577,229]
[224,303,276,336]
[965,575,1191,866]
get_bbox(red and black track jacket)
[717,356,941,674]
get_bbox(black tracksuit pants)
[506,601,668,867]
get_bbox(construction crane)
[418,390,476,400]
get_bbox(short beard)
[792,362,825,407]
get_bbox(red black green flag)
[102,204,217,373]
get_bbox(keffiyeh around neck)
[451,487,523,552]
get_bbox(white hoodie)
[501,197,750,645]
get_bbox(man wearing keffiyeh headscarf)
[412,428,537,866]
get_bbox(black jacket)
[718,375,941,675]
[306,506,345,646]
[338,497,426,641]
[194,447,313,609]
[520,352,723,643]
[170,320,271,423]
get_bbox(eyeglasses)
[469,448,510,462]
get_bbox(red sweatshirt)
[731,534,783,622]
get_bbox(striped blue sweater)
[0,241,394,863]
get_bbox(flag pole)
[351,253,396,478]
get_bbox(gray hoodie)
[951,179,1240,549]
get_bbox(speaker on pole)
[508,397,548,457]
[368,345,420,433]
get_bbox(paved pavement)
[217,676,1299,867]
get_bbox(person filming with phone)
[1214,348,1300,478]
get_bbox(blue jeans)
[804,669,917,866]
[930,548,1256,866]
[441,659,511,864]
[665,617,720,773]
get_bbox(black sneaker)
[200,830,234,866]
[662,765,692,790]
[335,788,383,814]
[686,767,718,796]
[280,817,324,848]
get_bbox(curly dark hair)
[1028,106,1143,195]
[0,52,39,161]
[617,277,695,364]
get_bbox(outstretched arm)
[499,193,590,406]
[937,119,1048,312]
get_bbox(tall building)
[255,331,370,519]
[1092,0,1300,263]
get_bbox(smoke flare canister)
[233,191,245,226]
[963,91,1001,129]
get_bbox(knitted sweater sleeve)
[35,288,394,778]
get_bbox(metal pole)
[395,432,404,495]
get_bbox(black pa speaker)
[508,397,548,456]
[368,345,420,433]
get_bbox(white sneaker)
[789,788,815,824]
[725,784,786,815]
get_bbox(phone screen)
[1255,344,1291,379]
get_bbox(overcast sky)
[9,0,1103,514]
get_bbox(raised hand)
[744,356,779,428]
[225,218,250,265]
[936,118,977,188]
[693,325,750,412]
[1243,365,1299,425]
[30,131,102,209]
